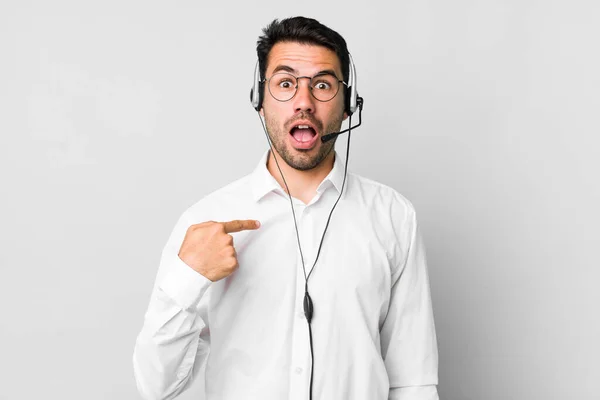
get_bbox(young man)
[133,17,439,400]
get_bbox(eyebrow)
[270,65,340,79]
[313,69,339,78]
[272,65,297,74]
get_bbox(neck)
[267,150,335,205]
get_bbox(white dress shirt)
[133,150,439,400]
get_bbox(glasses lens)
[267,72,341,102]
[268,73,297,102]
[310,73,340,102]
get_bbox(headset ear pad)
[256,81,264,111]
[250,59,264,112]
[250,81,264,112]
[250,87,262,111]
[344,85,353,116]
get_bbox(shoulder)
[347,173,422,271]
[347,172,417,220]
[181,173,255,224]
[159,173,255,254]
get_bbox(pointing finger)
[222,219,261,233]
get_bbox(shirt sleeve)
[133,212,213,400]
[381,203,439,400]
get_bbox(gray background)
[1,1,598,399]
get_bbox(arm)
[381,207,439,400]
[132,214,212,400]
[132,215,260,400]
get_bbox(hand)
[178,220,261,282]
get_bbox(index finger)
[221,219,261,233]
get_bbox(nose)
[293,77,316,113]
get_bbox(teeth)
[297,125,310,129]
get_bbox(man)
[133,16,439,400]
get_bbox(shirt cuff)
[158,256,212,311]
[389,385,439,400]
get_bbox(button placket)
[302,209,316,276]
[288,203,312,400]
[288,253,311,400]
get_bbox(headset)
[250,53,361,116]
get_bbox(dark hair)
[256,17,350,84]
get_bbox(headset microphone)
[320,97,364,143]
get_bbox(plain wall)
[1,1,598,399]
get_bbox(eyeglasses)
[264,72,347,103]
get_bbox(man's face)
[261,42,347,171]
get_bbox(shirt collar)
[251,149,346,203]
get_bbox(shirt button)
[295,367,303,374]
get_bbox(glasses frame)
[263,72,348,103]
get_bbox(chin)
[285,146,333,171]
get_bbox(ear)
[260,108,264,117]
[343,111,348,121]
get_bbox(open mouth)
[290,124,317,143]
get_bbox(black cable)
[257,116,308,280]
[308,117,353,282]
[257,112,354,400]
